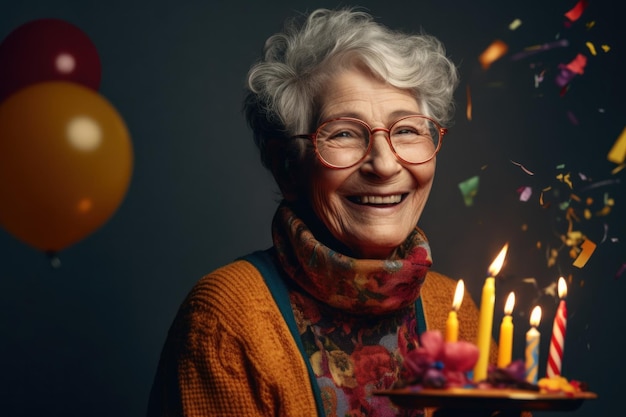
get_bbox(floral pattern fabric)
[272,203,432,416]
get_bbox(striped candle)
[547,277,568,377]
[525,306,542,384]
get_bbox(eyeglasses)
[292,115,447,169]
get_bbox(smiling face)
[296,67,436,259]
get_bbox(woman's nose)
[363,131,402,176]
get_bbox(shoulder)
[190,259,270,305]
[422,270,459,301]
[173,258,279,336]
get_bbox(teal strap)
[241,248,427,416]
[415,293,426,334]
[241,249,326,417]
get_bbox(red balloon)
[0,18,101,102]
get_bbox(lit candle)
[497,292,515,368]
[445,279,465,342]
[473,243,509,382]
[546,277,568,377]
[525,306,542,384]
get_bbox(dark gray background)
[1,1,624,416]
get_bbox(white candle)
[525,306,542,384]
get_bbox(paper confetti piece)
[509,19,522,30]
[601,44,611,53]
[607,127,626,164]
[572,239,596,268]
[510,160,535,175]
[479,40,508,69]
[565,0,589,23]
[458,176,480,206]
[579,178,621,192]
[611,164,625,174]
[616,263,626,280]
[518,186,532,202]
[466,84,472,121]
[566,111,579,125]
[555,54,588,88]
[534,70,546,87]
[539,186,552,207]
[585,42,597,56]
[556,172,573,188]
[510,39,569,61]
[565,54,588,75]
[543,282,557,297]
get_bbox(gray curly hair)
[244,7,459,179]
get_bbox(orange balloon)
[0,81,133,252]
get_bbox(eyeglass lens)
[315,116,440,168]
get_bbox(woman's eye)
[331,130,355,139]
[394,127,419,136]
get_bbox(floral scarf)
[272,203,432,417]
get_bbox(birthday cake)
[378,330,594,412]
[392,329,588,395]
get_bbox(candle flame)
[452,279,465,311]
[488,243,509,276]
[529,306,542,327]
[504,292,515,315]
[557,276,568,298]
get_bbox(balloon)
[0,18,101,102]
[0,81,133,252]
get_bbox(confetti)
[510,160,535,175]
[564,0,589,23]
[611,164,625,175]
[479,39,508,69]
[543,282,558,297]
[565,54,588,75]
[616,264,626,280]
[534,70,546,88]
[566,111,579,125]
[601,44,611,53]
[510,39,569,61]
[555,54,588,89]
[572,239,596,268]
[458,176,480,206]
[509,19,522,30]
[518,186,533,202]
[579,178,621,192]
[556,172,573,189]
[466,84,473,121]
[607,127,626,164]
[585,42,597,56]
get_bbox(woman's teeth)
[357,195,402,204]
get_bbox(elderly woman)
[148,8,488,417]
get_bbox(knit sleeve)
[146,261,317,417]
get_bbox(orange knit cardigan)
[147,259,494,417]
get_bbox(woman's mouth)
[348,194,406,205]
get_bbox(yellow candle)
[525,306,542,384]
[445,279,465,342]
[474,243,508,382]
[497,292,515,368]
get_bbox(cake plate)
[375,387,597,416]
